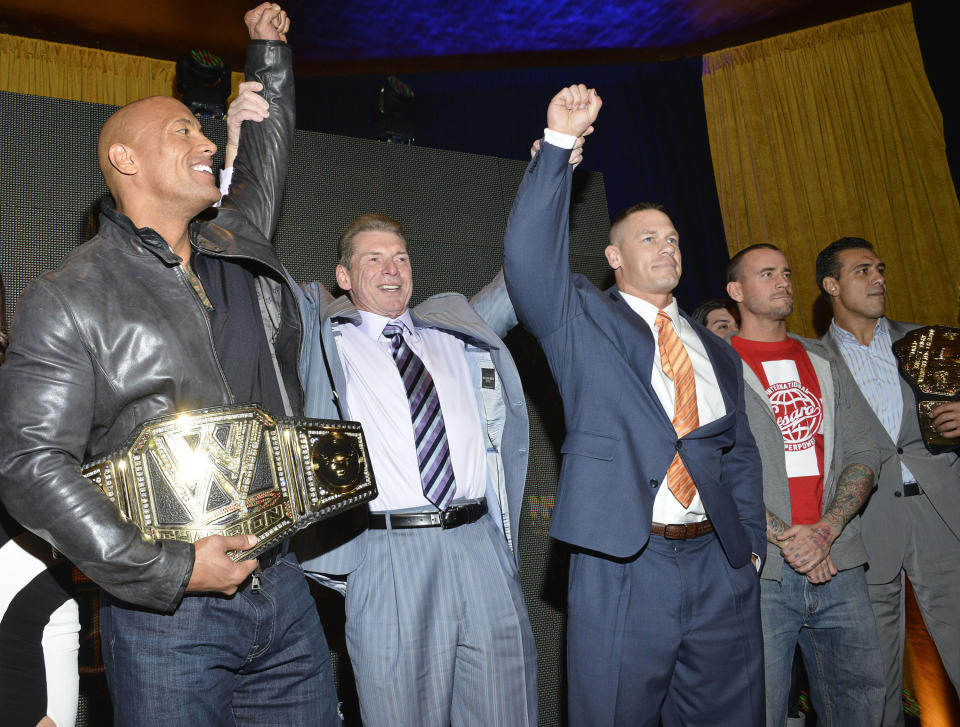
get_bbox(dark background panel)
[294,57,732,305]
[0,89,612,727]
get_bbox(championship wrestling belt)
[81,404,377,561]
[893,325,960,455]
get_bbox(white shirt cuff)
[543,128,576,149]
[219,166,234,199]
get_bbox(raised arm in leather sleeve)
[0,280,194,612]
[218,39,294,243]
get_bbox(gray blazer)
[822,319,960,584]
[739,335,879,581]
[291,272,528,587]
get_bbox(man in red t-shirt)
[726,244,884,727]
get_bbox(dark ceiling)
[1,0,903,74]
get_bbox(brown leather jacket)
[0,40,297,613]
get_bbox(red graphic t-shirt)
[731,336,825,525]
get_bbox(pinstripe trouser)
[344,511,538,727]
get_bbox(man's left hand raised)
[546,84,602,139]
[245,2,290,42]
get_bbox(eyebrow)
[359,249,407,257]
[172,117,202,130]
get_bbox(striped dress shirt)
[829,317,916,483]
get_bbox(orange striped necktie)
[655,310,700,507]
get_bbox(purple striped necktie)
[382,321,456,510]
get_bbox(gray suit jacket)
[739,335,879,581]
[822,319,960,584]
[291,272,529,587]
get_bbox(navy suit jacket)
[503,142,765,566]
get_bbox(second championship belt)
[893,325,960,455]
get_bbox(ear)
[107,143,138,176]
[726,280,743,303]
[604,244,620,270]
[335,264,352,291]
[822,276,840,298]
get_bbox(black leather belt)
[369,501,488,530]
[902,482,924,498]
[651,519,714,540]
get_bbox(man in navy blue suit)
[503,85,766,727]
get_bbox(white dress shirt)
[337,310,488,511]
[619,293,727,524]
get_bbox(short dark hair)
[815,237,874,295]
[691,298,737,327]
[337,213,407,268]
[726,243,782,284]
[608,202,668,243]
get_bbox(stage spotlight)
[372,75,415,144]
[177,49,232,119]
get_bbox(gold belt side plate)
[893,325,960,454]
[81,405,377,561]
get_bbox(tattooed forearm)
[766,508,790,546]
[821,463,875,535]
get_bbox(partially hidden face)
[705,308,738,337]
[335,230,413,318]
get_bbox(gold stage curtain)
[1,33,242,109]
[703,3,960,336]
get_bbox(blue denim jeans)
[760,565,884,727]
[100,552,339,727]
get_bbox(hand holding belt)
[893,325,960,454]
[81,404,378,561]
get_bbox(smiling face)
[335,230,413,318]
[100,96,220,214]
[727,247,794,323]
[136,97,220,210]
[823,247,887,322]
[605,209,681,306]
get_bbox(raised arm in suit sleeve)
[469,269,517,339]
[502,141,580,338]
[503,85,601,339]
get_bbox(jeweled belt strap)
[82,404,377,561]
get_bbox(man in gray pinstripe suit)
[817,236,960,726]
[295,210,547,727]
